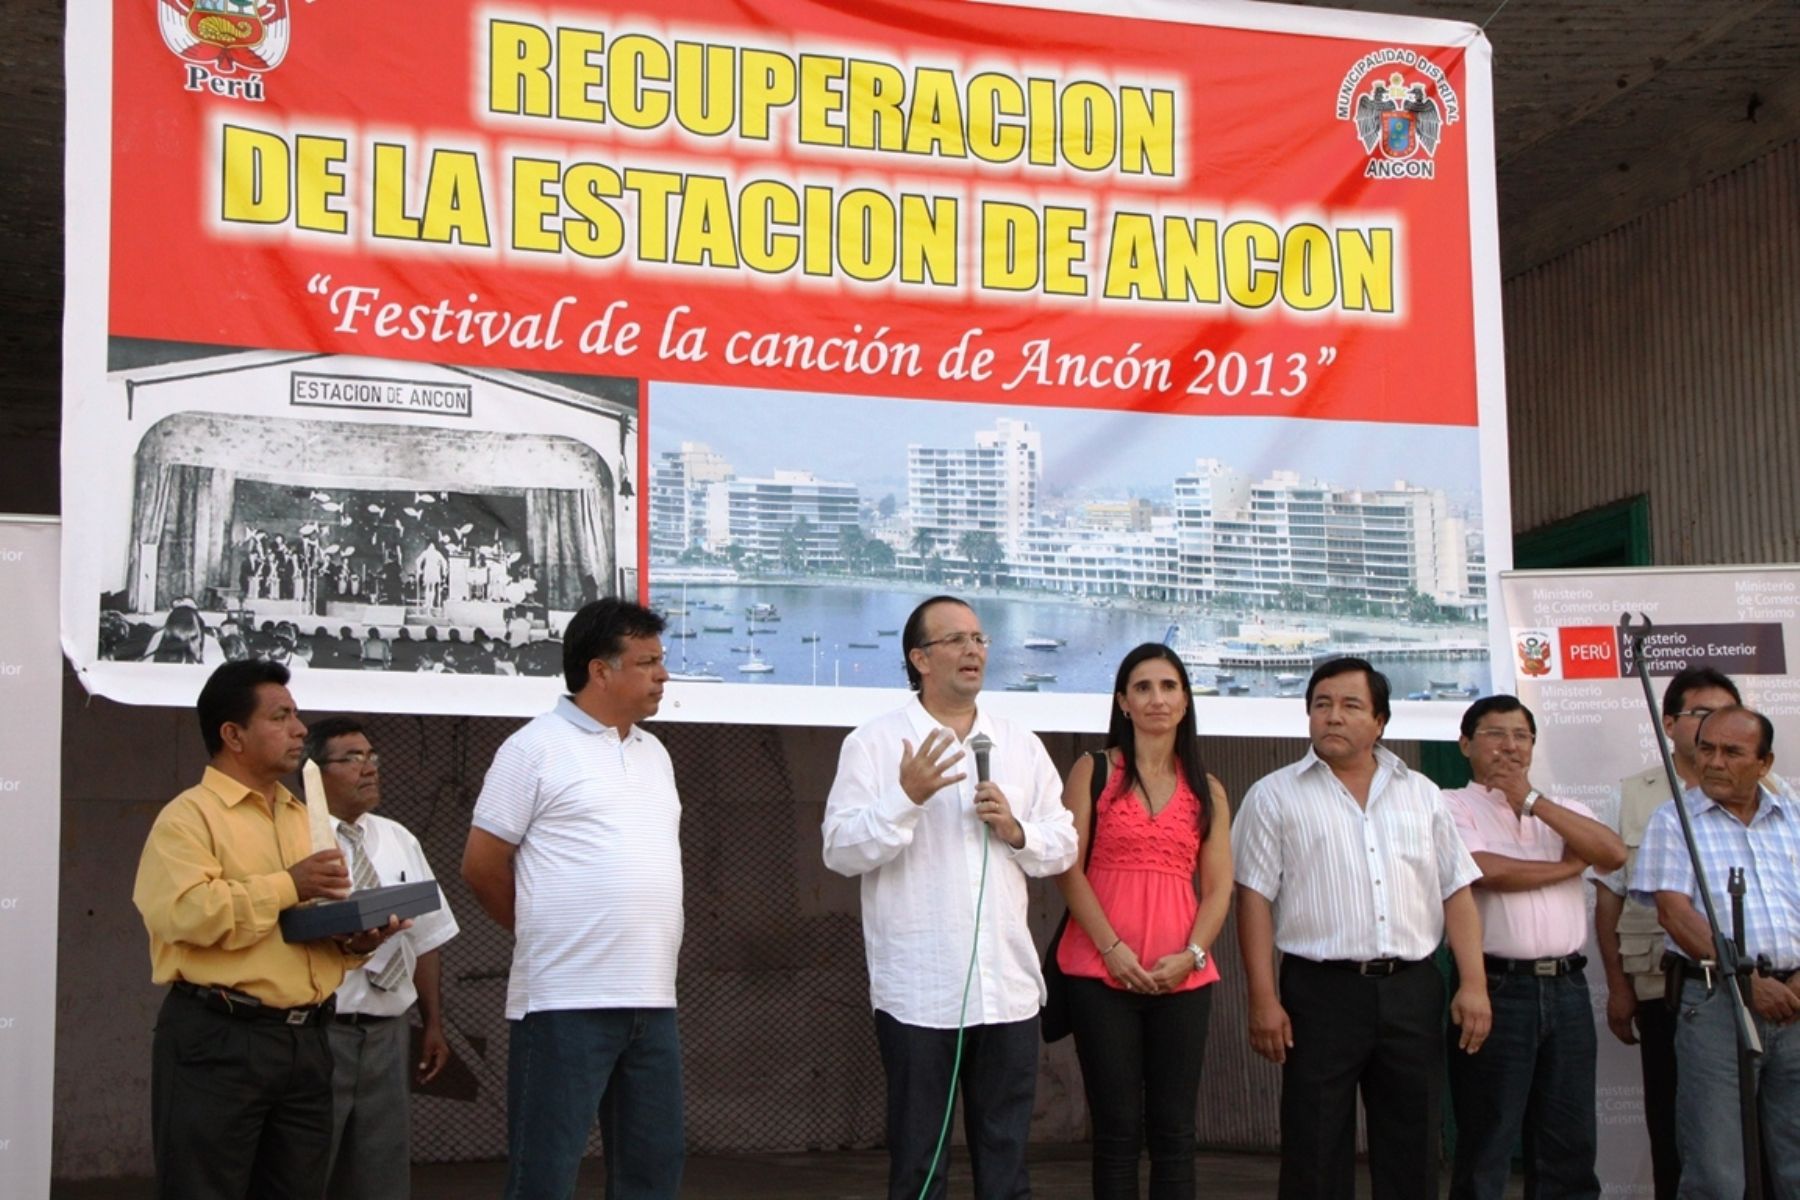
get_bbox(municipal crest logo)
[1335,49,1461,180]
[1515,631,1555,678]
[159,0,291,101]
[1357,73,1442,159]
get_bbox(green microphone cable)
[918,732,996,1200]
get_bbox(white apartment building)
[1081,498,1155,531]
[649,442,734,561]
[1173,458,1252,604]
[1465,533,1487,601]
[906,418,1041,560]
[1012,519,1181,598]
[1208,471,1460,609]
[726,470,860,569]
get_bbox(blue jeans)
[1673,978,1800,1199]
[505,1008,685,1200]
[1446,966,1600,1200]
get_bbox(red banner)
[68,1,1508,733]
[112,0,1479,423]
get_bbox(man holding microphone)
[823,595,1076,1200]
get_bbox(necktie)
[339,822,408,991]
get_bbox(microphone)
[970,733,994,784]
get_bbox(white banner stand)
[0,515,62,1199]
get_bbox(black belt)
[1659,953,1798,985]
[1485,953,1587,977]
[333,1011,398,1026]
[174,981,335,1027]
[1311,956,1427,977]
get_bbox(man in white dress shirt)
[1234,656,1490,1200]
[824,595,1077,1200]
[310,716,460,1200]
[462,598,684,1200]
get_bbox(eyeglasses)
[917,632,992,650]
[1673,708,1715,720]
[1472,728,1535,746]
[323,751,381,767]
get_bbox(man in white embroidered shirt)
[824,595,1077,1200]
[462,599,683,1200]
[1234,656,1490,1200]
[311,716,460,1200]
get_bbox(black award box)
[279,880,442,943]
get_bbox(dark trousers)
[1636,998,1680,1200]
[874,1009,1039,1200]
[1278,956,1445,1200]
[150,986,336,1200]
[1447,966,1600,1200]
[1067,976,1214,1200]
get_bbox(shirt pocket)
[1385,809,1434,868]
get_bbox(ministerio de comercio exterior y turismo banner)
[1498,564,1800,1194]
[63,0,1512,734]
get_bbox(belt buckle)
[1360,960,1390,977]
[1533,959,1558,977]
[285,1007,311,1026]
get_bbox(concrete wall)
[1505,138,1800,564]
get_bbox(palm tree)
[781,517,814,574]
[838,525,868,575]
[957,530,1005,586]
[910,527,936,577]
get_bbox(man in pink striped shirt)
[1441,694,1626,1200]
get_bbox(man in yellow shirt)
[132,659,403,1200]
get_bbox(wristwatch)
[1187,943,1207,971]
[1521,789,1541,818]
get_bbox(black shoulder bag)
[1040,749,1109,1044]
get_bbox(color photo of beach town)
[647,385,1494,700]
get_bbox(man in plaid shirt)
[1632,706,1800,1199]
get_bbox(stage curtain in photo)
[127,462,175,611]
[525,486,613,610]
[140,464,236,611]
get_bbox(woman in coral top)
[1054,642,1234,1199]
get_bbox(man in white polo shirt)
[823,594,1077,1200]
[462,598,682,1200]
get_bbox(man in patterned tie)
[132,661,406,1200]
[309,716,460,1200]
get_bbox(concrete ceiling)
[2,1,1797,436]
[1301,0,1800,272]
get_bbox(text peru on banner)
[64,1,1510,735]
